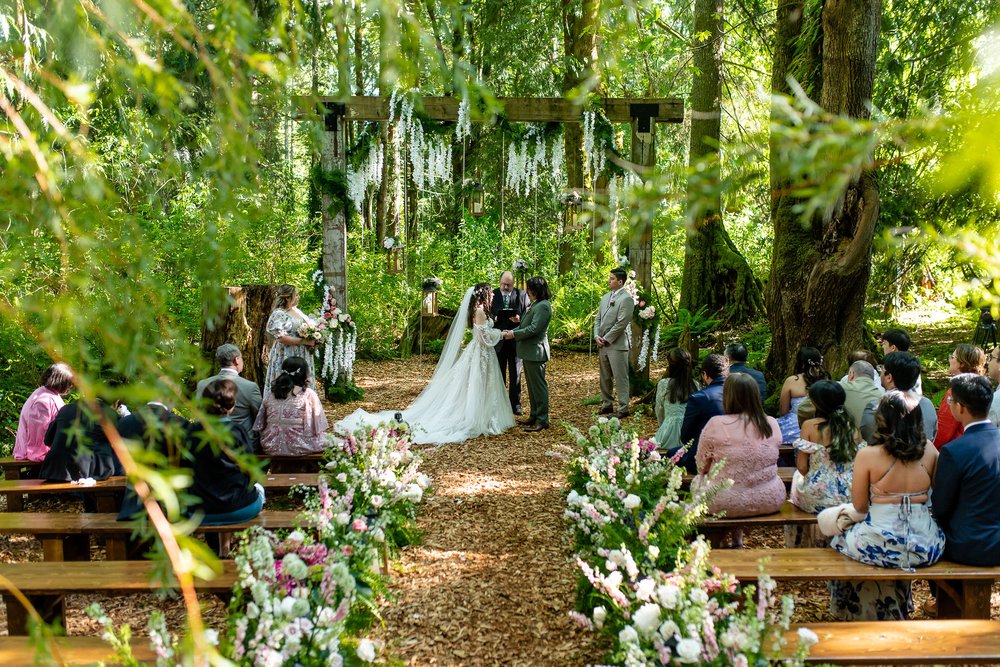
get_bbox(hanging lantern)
[562,190,584,232]
[421,277,442,317]
[383,236,405,274]
[467,180,486,217]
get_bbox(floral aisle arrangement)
[559,419,815,666]
[310,272,358,386]
[629,281,660,372]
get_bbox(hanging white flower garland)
[456,92,471,142]
[636,328,651,372]
[311,281,358,386]
[390,92,453,192]
[651,322,661,364]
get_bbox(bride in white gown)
[334,283,515,444]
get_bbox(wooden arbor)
[301,95,684,312]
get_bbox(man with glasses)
[860,351,937,443]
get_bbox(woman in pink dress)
[13,363,74,462]
[253,356,329,456]
[694,372,786,519]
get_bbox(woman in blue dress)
[777,347,827,442]
[829,390,945,620]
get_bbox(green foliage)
[660,307,720,359]
[325,379,365,404]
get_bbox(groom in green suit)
[502,276,552,432]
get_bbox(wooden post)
[321,103,349,311]
[628,114,656,380]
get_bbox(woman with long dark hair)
[694,373,785,519]
[790,380,862,513]
[254,356,329,456]
[777,347,828,442]
[335,281,515,443]
[653,348,699,449]
[829,390,944,620]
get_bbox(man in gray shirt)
[196,344,263,438]
[860,351,937,443]
[841,360,884,428]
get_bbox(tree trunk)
[558,0,601,275]
[628,119,655,380]
[766,0,882,379]
[201,285,278,388]
[679,0,764,325]
[320,116,349,310]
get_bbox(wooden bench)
[0,560,237,635]
[0,510,305,561]
[710,548,1000,619]
[700,501,816,529]
[783,620,1000,664]
[0,458,44,512]
[0,473,319,512]
[683,467,794,488]
[0,636,156,666]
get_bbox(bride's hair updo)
[469,283,493,327]
[273,284,299,310]
[272,356,309,399]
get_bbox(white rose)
[371,527,385,543]
[317,606,336,627]
[356,638,377,662]
[657,584,681,609]
[797,627,819,648]
[676,637,702,663]
[635,577,656,602]
[633,603,661,636]
[623,494,641,510]
[592,606,607,629]
[648,545,660,560]
[567,490,580,506]
[605,570,623,591]
[370,494,384,509]
[335,512,350,526]
[286,530,306,544]
[618,626,639,646]
[246,602,259,619]
[338,313,350,322]
[403,483,423,503]
[658,620,679,641]
[263,650,284,667]
[336,473,348,483]
[280,596,297,617]
[380,470,397,486]
[416,473,431,489]
[689,589,709,605]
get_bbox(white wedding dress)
[334,287,515,444]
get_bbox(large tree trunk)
[766,0,881,379]
[320,116,349,309]
[202,285,278,388]
[627,119,655,380]
[679,0,764,325]
[558,0,601,275]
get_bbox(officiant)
[492,271,529,415]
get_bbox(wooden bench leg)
[40,535,90,562]
[2,593,65,635]
[937,579,992,619]
[93,491,120,514]
[104,536,129,561]
[2,492,25,512]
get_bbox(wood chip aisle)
[326,353,632,666]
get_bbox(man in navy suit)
[932,373,1000,566]
[671,353,728,473]
[725,342,766,401]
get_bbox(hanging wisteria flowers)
[390,90,453,191]
[456,91,472,142]
[309,277,358,385]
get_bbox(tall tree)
[678,0,764,324]
[766,0,882,377]
[559,0,601,275]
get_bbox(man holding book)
[492,271,529,415]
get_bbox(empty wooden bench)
[783,619,1000,664]
[0,636,156,666]
[0,510,306,561]
[0,473,319,512]
[710,548,1000,619]
[0,458,45,512]
[0,559,237,635]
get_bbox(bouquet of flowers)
[421,276,443,292]
[382,236,400,250]
[298,320,326,343]
[309,282,357,385]
[512,259,529,271]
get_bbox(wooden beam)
[296,95,684,124]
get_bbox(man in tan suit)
[594,268,635,417]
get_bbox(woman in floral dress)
[254,357,329,456]
[830,390,944,620]
[263,284,317,397]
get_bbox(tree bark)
[558,0,601,275]
[628,119,655,380]
[679,0,764,325]
[201,285,278,388]
[766,0,882,379]
[320,118,349,310]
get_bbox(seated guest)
[861,352,937,444]
[196,344,263,443]
[881,328,922,395]
[791,380,861,514]
[724,342,766,400]
[186,379,263,526]
[116,400,189,520]
[253,357,329,456]
[673,353,728,473]
[841,360,883,428]
[830,390,944,620]
[932,373,1000,566]
[654,348,699,450]
[13,363,75,462]
[988,346,1000,427]
[695,373,785,519]
[838,351,883,390]
[39,398,123,483]
[778,347,825,441]
[934,344,985,450]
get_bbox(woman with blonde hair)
[934,343,986,449]
[263,284,317,397]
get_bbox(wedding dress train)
[334,287,515,444]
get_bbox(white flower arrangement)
[651,322,661,363]
[382,236,398,250]
[455,91,472,142]
[512,258,529,271]
[639,305,656,320]
[636,328,651,371]
[390,90,453,192]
